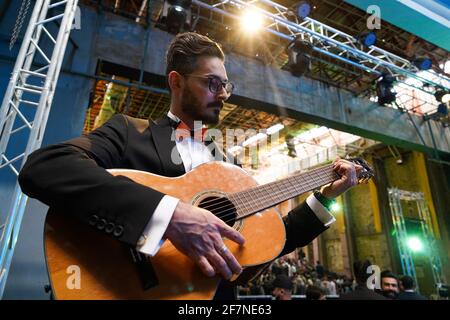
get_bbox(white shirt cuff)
[306,194,336,227]
[137,195,179,256]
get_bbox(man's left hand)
[320,157,364,199]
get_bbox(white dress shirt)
[137,111,335,256]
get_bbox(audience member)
[397,275,427,300]
[339,260,387,300]
[306,285,326,300]
[272,274,293,300]
[378,270,400,299]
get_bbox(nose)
[216,84,229,101]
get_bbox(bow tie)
[170,118,209,142]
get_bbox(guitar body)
[44,162,286,300]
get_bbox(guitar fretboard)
[229,164,339,218]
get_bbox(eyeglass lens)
[210,77,234,94]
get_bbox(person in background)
[378,270,400,299]
[397,275,427,300]
[315,261,325,279]
[305,285,326,300]
[339,260,387,300]
[271,274,293,300]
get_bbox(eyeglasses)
[185,74,235,95]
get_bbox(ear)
[168,71,184,92]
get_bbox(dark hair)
[353,260,372,284]
[381,270,398,281]
[305,285,325,300]
[400,275,414,290]
[165,32,225,78]
[272,274,293,291]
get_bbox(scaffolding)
[388,188,445,294]
[192,0,450,92]
[0,0,78,297]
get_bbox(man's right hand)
[163,201,245,280]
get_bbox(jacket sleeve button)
[96,218,107,231]
[105,222,115,234]
[88,215,99,226]
[113,225,124,237]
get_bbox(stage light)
[242,133,267,147]
[424,103,448,121]
[413,57,432,70]
[296,1,311,19]
[330,202,340,212]
[376,73,396,106]
[437,103,448,115]
[287,38,313,77]
[241,9,263,33]
[266,123,284,135]
[358,31,377,47]
[228,145,243,156]
[407,236,423,252]
[434,89,450,103]
[159,0,192,34]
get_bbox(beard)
[181,87,222,125]
[382,290,398,299]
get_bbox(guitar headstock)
[347,157,375,184]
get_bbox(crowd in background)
[238,251,352,298]
[237,251,432,300]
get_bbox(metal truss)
[388,188,446,293]
[192,0,450,92]
[388,188,420,291]
[0,0,79,297]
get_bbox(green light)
[330,202,340,212]
[407,237,423,252]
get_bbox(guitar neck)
[229,164,339,218]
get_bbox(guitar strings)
[198,167,337,213]
[198,164,336,210]
[199,170,338,223]
[197,160,368,214]
[205,162,369,221]
[201,171,339,225]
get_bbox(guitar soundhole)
[198,197,236,227]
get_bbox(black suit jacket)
[339,285,387,300]
[19,114,329,296]
[396,291,427,300]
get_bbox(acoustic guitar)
[44,158,374,299]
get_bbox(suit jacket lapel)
[149,116,186,177]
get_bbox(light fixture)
[330,202,340,212]
[287,38,313,77]
[159,0,192,34]
[413,57,432,70]
[266,123,284,135]
[242,133,267,147]
[296,1,311,19]
[227,145,243,156]
[376,73,396,106]
[423,103,449,121]
[434,89,450,103]
[407,236,423,252]
[241,9,263,33]
[358,31,377,47]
